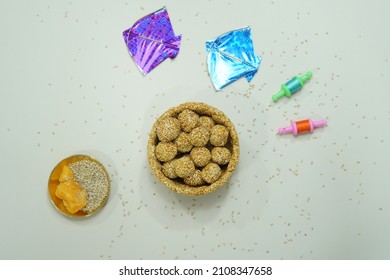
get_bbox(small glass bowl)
[48,154,110,218]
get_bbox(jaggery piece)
[59,165,74,183]
[55,179,87,214]
[156,117,181,142]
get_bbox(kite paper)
[123,7,181,75]
[206,27,261,90]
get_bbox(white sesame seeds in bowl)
[148,102,240,196]
[48,154,110,217]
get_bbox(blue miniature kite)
[206,27,261,90]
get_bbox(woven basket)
[147,102,240,195]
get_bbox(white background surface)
[0,0,389,260]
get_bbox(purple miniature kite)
[123,7,182,75]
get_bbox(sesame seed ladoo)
[178,109,199,132]
[198,116,215,130]
[190,147,211,167]
[175,132,193,153]
[201,163,222,184]
[189,126,210,147]
[211,147,231,165]
[155,142,177,162]
[210,124,229,146]
[184,169,205,186]
[174,156,196,178]
[156,117,180,142]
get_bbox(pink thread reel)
[278,118,327,136]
